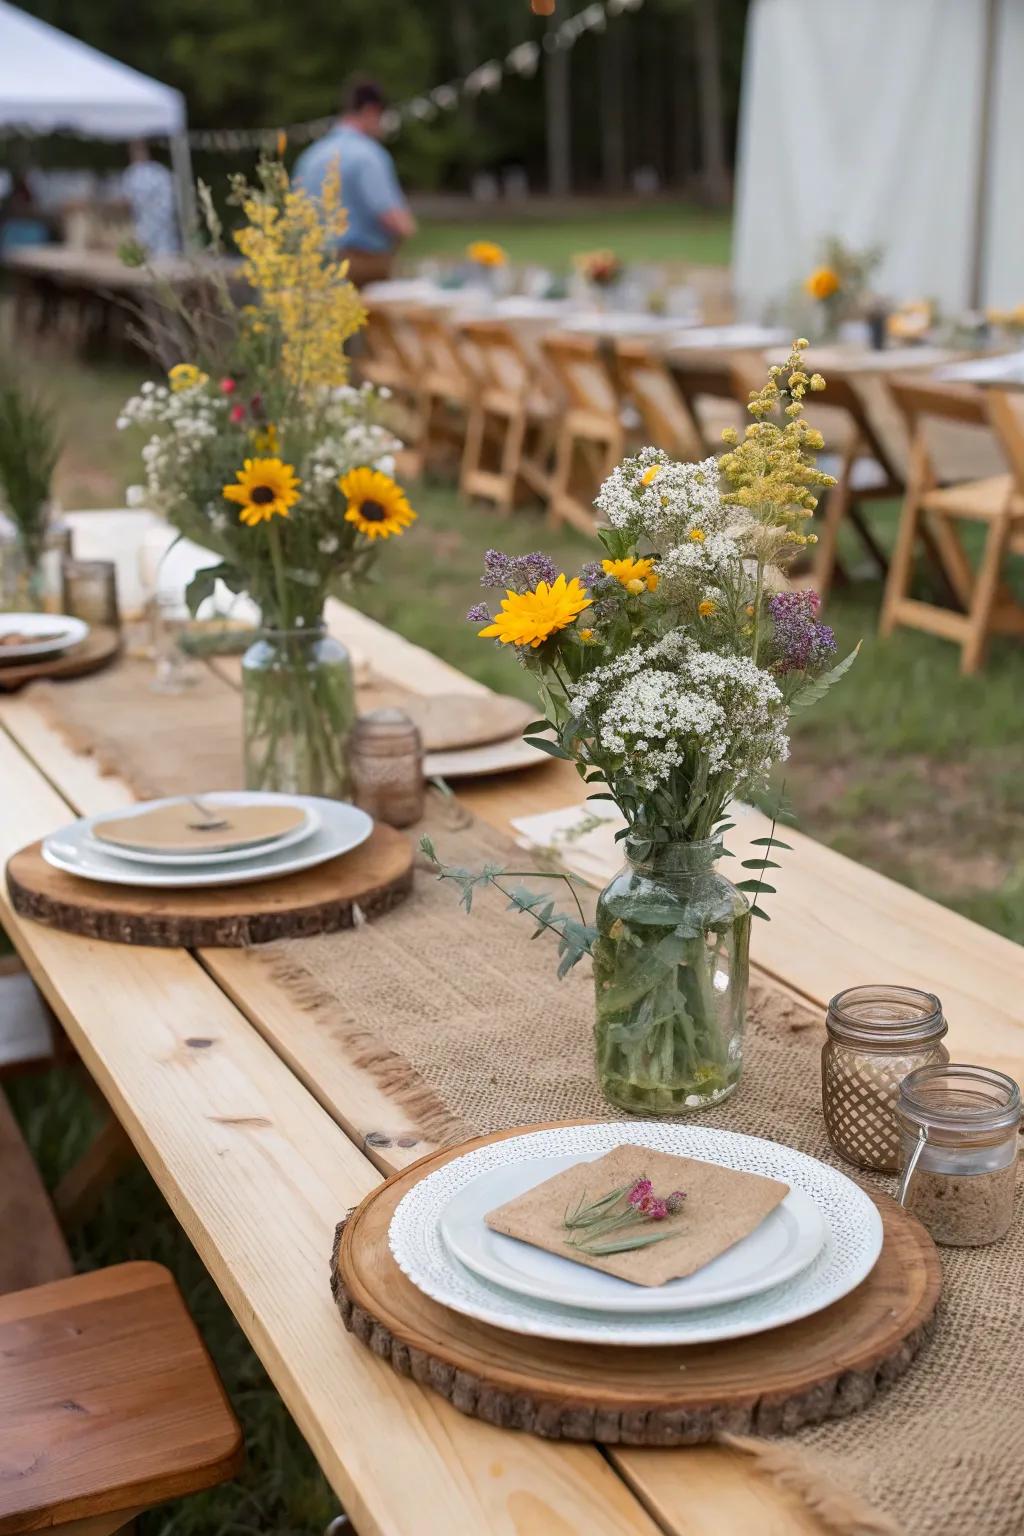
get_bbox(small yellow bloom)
[467,240,507,268]
[251,422,280,455]
[698,599,717,617]
[804,266,840,301]
[578,628,595,642]
[641,465,661,487]
[809,373,826,391]
[478,574,592,649]
[339,468,417,541]
[688,528,706,543]
[601,556,658,591]
[168,362,208,393]
[744,603,755,617]
[223,457,301,526]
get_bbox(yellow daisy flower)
[688,528,705,543]
[223,457,301,526]
[339,468,417,541]
[641,465,661,487]
[601,557,659,592]
[467,240,507,268]
[478,574,592,649]
[168,362,209,392]
[804,265,841,301]
[698,599,717,617]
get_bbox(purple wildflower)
[481,548,558,595]
[466,601,491,624]
[767,590,837,674]
[627,1177,654,1207]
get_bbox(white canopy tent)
[0,1,192,221]
[733,0,1023,319]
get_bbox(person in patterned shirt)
[122,140,181,258]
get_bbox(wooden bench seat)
[0,1263,243,1535]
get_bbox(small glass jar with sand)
[896,1064,1020,1247]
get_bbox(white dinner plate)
[0,612,89,662]
[43,795,372,889]
[425,734,547,781]
[86,793,321,866]
[389,1123,884,1347]
[440,1154,826,1314]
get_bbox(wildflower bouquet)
[801,237,882,339]
[577,249,623,290]
[429,343,856,1114]
[118,158,416,797]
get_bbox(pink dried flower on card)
[665,1191,687,1213]
[642,1197,670,1221]
[627,1177,653,1207]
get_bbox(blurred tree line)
[12,0,749,199]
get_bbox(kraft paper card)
[93,801,306,855]
[486,1143,790,1288]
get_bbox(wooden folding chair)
[395,307,477,478]
[880,379,1024,674]
[541,332,626,534]
[457,319,558,512]
[809,373,904,603]
[663,352,761,457]
[613,340,703,461]
[358,304,417,398]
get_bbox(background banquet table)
[0,513,1022,1536]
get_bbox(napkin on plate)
[485,1143,790,1288]
[93,801,306,855]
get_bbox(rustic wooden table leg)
[53,1113,136,1228]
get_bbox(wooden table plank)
[0,729,665,1536]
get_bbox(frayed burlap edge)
[268,951,475,1148]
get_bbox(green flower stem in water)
[593,836,750,1114]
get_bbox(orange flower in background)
[804,266,841,302]
[467,240,507,268]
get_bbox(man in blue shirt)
[294,79,416,286]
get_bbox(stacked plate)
[42,791,373,889]
[389,1122,884,1346]
[0,613,89,663]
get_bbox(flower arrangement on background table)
[800,237,882,341]
[0,374,62,612]
[118,158,416,798]
[426,342,858,1114]
[465,240,508,293]
[576,248,624,308]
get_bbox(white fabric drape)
[734,0,1017,317]
[0,0,184,139]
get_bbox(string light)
[187,0,642,152]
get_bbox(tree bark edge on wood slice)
[328,1125,942,1446]
[6,824,414,948]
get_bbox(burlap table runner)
[25,663,1024,1534]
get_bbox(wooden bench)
[0,1076,242,1532]
[0,1262,243,1535]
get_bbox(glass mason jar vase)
[241,625,355,798]
[822,985,949,1173]
[593,835,750,1114]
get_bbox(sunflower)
[601,557,658,592]
[168,362,209,392]
[339,468,417,540]
[478,574,592,649]
[804,265,841,301]
[467,240,507,268]
[223,457,301,526]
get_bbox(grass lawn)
[5,349,1023,1534]
[406,202,733,269]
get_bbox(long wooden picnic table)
[1,528,1022,1534]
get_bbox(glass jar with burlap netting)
[821,984,949,1173]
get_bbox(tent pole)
[169,131,197,248]
[968,0,998,309]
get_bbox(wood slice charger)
[331,1125,942,1446]
[6,823,414,947]
[0,627,120,692]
